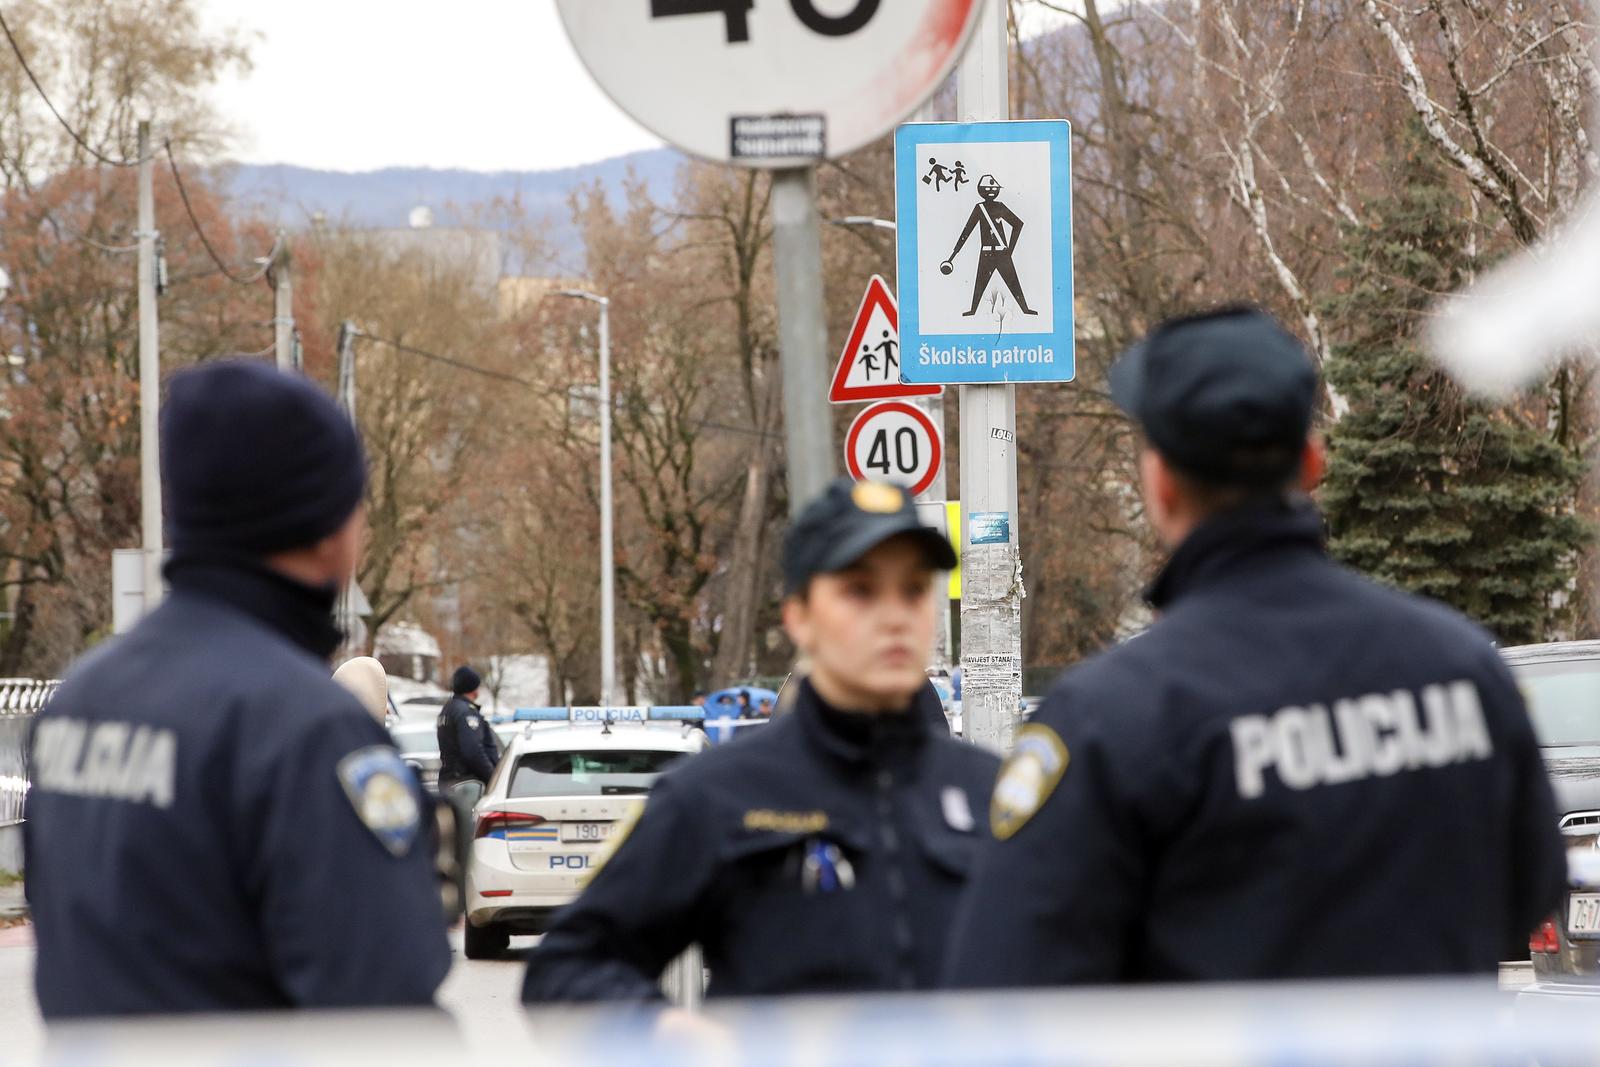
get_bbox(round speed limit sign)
[844,401,942,497]
[557,1,984,167]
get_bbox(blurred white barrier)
[24,978,1600,1067]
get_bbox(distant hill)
[217,148,684,271]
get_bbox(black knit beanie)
[451,666,482,695]
[162,359,367,555]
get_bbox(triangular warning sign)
[829,275,943,404]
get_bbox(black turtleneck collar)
[794,677,931,766]
[1145,495,1327,612]
[164,547,344,660]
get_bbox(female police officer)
[522,478,998,1001]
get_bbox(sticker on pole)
[895,120,1075,383]
[557,1,985,168]
[830,275,942,405]
[844,401,942,497]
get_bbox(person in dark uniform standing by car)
[522,478,999,1002]
[945,307,1567,987]
[24,360,451,1018]
[436,666,499,799]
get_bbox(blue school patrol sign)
[894,120,1074,384]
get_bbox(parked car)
[462,711,707,958]
[1501,641,1600,832]
[387,719,442,792]
[1502,640,1600,981]
[1527,833,1600,982]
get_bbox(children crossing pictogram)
[828,275,943,404]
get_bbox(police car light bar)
[648,706,705,721]
[502,706,706,723]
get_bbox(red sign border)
[844,400,943,498]
[829,275,943,404]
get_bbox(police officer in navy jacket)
[24,360,451,1017]
[944,307,1566,986]
[437,665,500,794]
[521,479,999,1001]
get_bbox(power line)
[0,8,140,168]
[356,332,779,440]
[162,140,279,286]
[37,214,138,254]
[361,333,534,387]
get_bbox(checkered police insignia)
[851,481,904,514]
[991,724,1070,841]
[466,715,481,729]
[336,746,422,858]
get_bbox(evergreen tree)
[1320,137,1588,646]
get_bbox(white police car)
[462,706,707,959]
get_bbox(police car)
[462,706,708,959]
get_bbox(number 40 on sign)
[845,401,943,498]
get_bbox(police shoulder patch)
[466,715,481,729]
[991,723,1070,841]
[336,745,422,858]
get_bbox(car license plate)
[561,821,612,844]
[1568,893,1600,939]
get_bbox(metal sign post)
[772,167,837,511]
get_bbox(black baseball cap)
[1108,306,1318,487]
[783,478,957,594]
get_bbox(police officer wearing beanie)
[24,360,451,1018]
[522,479,999,1002]
[437,665,500,798]
[944,307,1566,987]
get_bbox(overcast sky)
[200,0,664,172]
[200,1,1074,174]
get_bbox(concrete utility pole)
[136,121,163,612]
[555,290,617,708]
[272,233,294,371]
[956,0,1025,753]
[771,168,837,515]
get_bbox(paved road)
[0,925,542,1065]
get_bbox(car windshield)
[1510,658,1600,748]
[508,749,684,797]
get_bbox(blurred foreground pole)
[137,120,164,611]
[772,167,837,515]
[956,0,1024,753]
[273,235,295,371]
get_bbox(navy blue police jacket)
[437,695,500,787]
[521,679,999,1001]
[24,551,452,1017]
[945,499,1566,986]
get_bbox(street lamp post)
[555,289,616,708]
